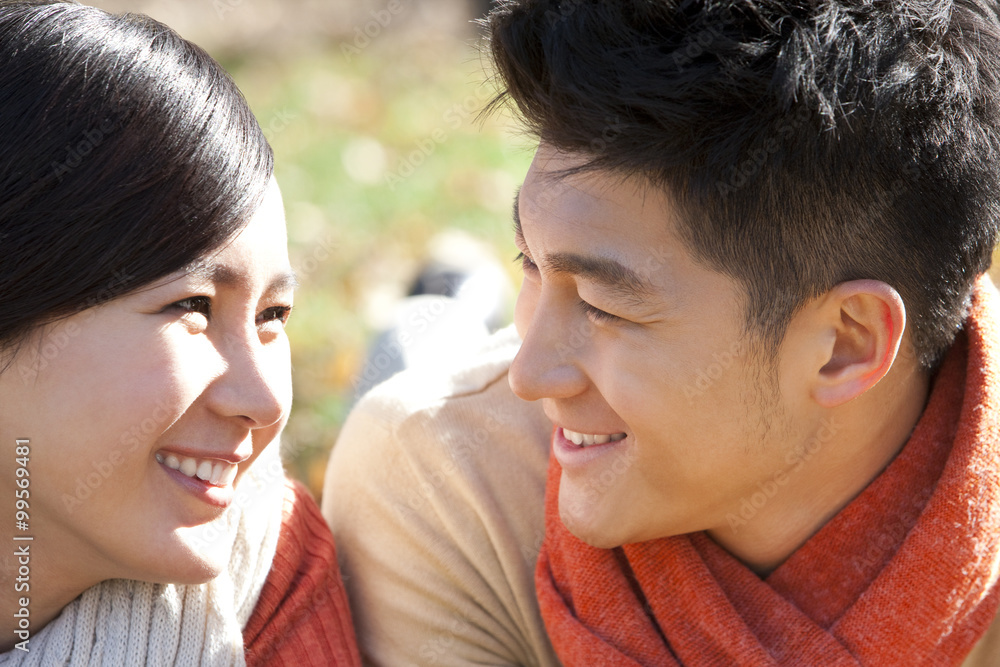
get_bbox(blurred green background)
[88,0,1000,500]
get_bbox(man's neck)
[708,360,932,575]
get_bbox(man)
[324,1,1000,664]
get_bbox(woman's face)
[0,179,295,590]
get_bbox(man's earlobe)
[812,280,906,408]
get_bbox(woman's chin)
[147,549,228,586]
[139,524,236,586]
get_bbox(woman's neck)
[0,529,95,653]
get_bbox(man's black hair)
[487,0,1000,369]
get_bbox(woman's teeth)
[562,428,627,447]
[156,452,238,486]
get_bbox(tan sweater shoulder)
[322,327,559,667]
[962,609,1000,667]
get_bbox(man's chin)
[557,485,631,550]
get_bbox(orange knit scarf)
[536,277,1000,666]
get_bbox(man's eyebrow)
[547,251,654,302]
[510,187,654,301]
[184,261,299,296]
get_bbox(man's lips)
[561,427,627,447]
[553,427,632,471]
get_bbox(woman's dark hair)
[0,0,273,356]
[486,0,1000,369]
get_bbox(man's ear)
[811,280,906,408]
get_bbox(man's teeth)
[155,452,238,486]
[563,428,627,447]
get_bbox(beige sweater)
[322,326,557,666]
[322,325,1000,666]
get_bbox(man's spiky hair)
[487,0,1000,368]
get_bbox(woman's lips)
[155,450,245,512]
[155,452,238,486]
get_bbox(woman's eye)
[581,301,622,324]
[172,296,211,317]
[257,306,293,327]
[515,251,538,273]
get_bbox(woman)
[0,2,360,664]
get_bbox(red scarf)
[536,277,1000,666]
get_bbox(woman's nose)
[207,329,290,429]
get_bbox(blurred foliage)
[222,34,535,498]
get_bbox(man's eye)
[515,251,538,272]
[257,306,293,327]
[172,296,211,317]
[581,301,622,324]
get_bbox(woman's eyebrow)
[184,261,299,295]
[263,270,300,296]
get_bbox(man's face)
[510,145,805,548]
